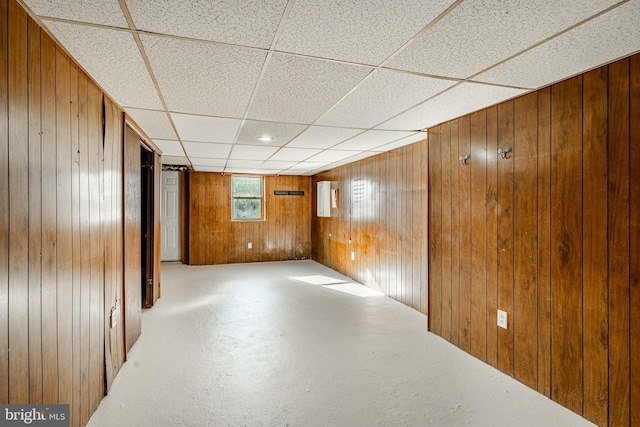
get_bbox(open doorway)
[141,144,155,308]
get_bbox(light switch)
[497,310,508,329]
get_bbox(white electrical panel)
[317,181,331,217]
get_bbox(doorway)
[141,144,155,308]
[161,170,181,261]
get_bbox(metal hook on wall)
[459,154,471,166]
[498,147,512,159]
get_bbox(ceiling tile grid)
[377,82,527,131]
[141,35,267,117]
[316,69,457,129]
[332,130,417,151]
[229,145,280,161]
[152,139,185,157]
[269,148,323,162]
[235,121,308,146]
[24,0,128,27]
[386,0,621,79]
[246,54,373,124]
[125,108,177,140]
[126,0,288,48]
[474,0,640,88]
[183,141,233,159]
[44,22,163,110]
[171,113,242,143]
[161,155,190,165]
[286,126,364,149]
[275,0,456,65]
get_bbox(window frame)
[231,175,265,222]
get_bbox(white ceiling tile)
[153,139,185,156]
[224,168,282,175]
[474,0,640,88]
[332,130,416,151]
[372,132,427,152]
[387,0,621,79]
[126,108,177,140]
[307,150,362,163]
[183,141,232,158]
[190,158,227,167]
[126,0,288,48]
[377,83,527,131]
[246,54,372,124]
[287,161,330,170]
[161,155,190,165]
[171,113,242,143]
[317,70,457,128]
[194,166,225,173]
[340,151,381,163]
[275,0,455,65]
[226,160,264,168]
[269,148,322,162]
[261,161,298,169]
[286,126,364,149]
[25,0,127,27]
[44,22,162,110]
[236,121,307,146]
[141,35,267,117]
[229,145,279,161]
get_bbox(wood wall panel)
[582,66,609,426]
[1,1,141,424]
[458,116,472,352]
[449,121,460,345]
[513,92,538,389]
[428,132,442,327]
[607,58,630,427]
[424,54,640,426]
[440,124,452,339]
[185,173,311,265]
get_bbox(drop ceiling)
[22,0,640,175]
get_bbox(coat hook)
[459,154,471,166]
[498,147,512,159]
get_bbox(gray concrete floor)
[88,260,594,427]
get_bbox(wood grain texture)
[607,58,630,427]
[428,128,442,332]
[497,101,514,376]
[27,16,42,405]
[0,0,8,405]
[124,124,142,353]
[185,173,311,265]
[513,92,538,389]
[449,122,460,345]
[550,75,583,414]
[582,65,609,426]
[8,0,29,403]
[440,123,452,340]
[630,53,640,427]
[485,107,499,369]
[470,110,487,362]
[458,115,472,353]
[536,87,552,398]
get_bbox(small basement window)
[231,175,265,221]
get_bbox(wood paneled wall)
[183,172,312,265]
[428,54,640,427]
[312,143,429,314]
[1,1,134,425]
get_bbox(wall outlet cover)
[248,242,252,249]
[497,309,508,329]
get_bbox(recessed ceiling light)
[257,136,274,142]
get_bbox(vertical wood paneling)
[440,124,452,339]
[607,58,630,427]
[630,53,640,427]
[550,75,583,414]
[27,16,42,404]
[537,87,552,398]
[40,30,58,405]
[428,128,442,332]
[513,92,538,389]
[55,46,73,409]
[449,120,460,346]
[470,110,487,361]
[458,116,471,352]
[485,107,499,369]
[124,124,142,353]
[0,0,9,405]
[497,101,514,375]
[582,66,609,426]
[8,0,29,403]
[420,141,429,316]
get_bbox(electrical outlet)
[351,251,355,261]
[247,242,252,249]
[110,306,118,329]
[497,310,508,329]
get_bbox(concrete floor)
[88,260,594,427]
